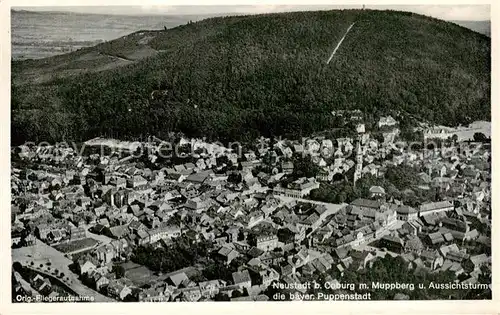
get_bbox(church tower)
[354,138,363,186]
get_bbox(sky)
[14,4,491,21]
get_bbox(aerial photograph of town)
[10,4,491,303]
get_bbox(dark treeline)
[11,10,490,145]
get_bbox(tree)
[112,264,125,279]
[12,262,23,273]
[373,133,384,143]
[310,181,357,204]
[216,155,229,167]
[227,172,242,184]
[292,155,320,179]
[384,165,421,190]
[214,292,230,301]
[202,260,233,282]
[473,132,488,142]
[123,293,137,302]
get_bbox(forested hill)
[11,9,491,145]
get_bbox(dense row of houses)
[11,120,491,301]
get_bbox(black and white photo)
[9,3,492,305]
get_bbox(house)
[36,224,51,241]
[239,161,257,172]
[25,233,36,246]
[369,186,385,199]
[47,230,63,243]
[420,213,441,227]
[93,273,110,291]
[356,124,366,134]
[145,216,161,229]
[438,244,460,258]
[378,116,398,128]
[95,244,117,265]
[396,205,418,221]
[350,250,375,270]
[94,206,107,217]
[195,159,207,171]
[419,201,454,216]
[199,280,227,298]
[172,164,187,175]
[110,177,127,189]
[334,247,350,260]
[70,227,86,240]
[298,212,322,231]
[426,232,445,246]
[404,235,424,255]
[255,234,279,252]
[76,257,97,275]
[362,164,379,176]
[185,197,208,212]
[216,246,240,265]
[248,266,280,287]
[441,217,470,236]
[167,272,190,288]
[103,188,129,208]
[184,163,196,171]
[278,225,303,244]
[107,279,132,300]
[350,198,382,212]
[127,176,147,188]
[147,225,182,243]
[138,285,173,302]
[293,144,304,154]
[32,274,52,294]
[465,229,480,241]
[185,171,211,185]
[224,226,240,243]
[465,254,490,271]
[86,212,100,226]
[281,161,294,174]
[78,197,92,208]
[379,235,404,253]
[441,232,453,243]
[173,287,202,302]
[311,255,333,274]
[232,270,252,289]
[128,220,146,233]
[260,250,285,266]
[420,250,444,270]
[244,151,257,162]
[72,216,86,228]
[446,250,470,264]
[273,178,320,198]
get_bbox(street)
[12,239,114,302]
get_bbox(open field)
[120,261,157,287]
[53,238,99,254]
